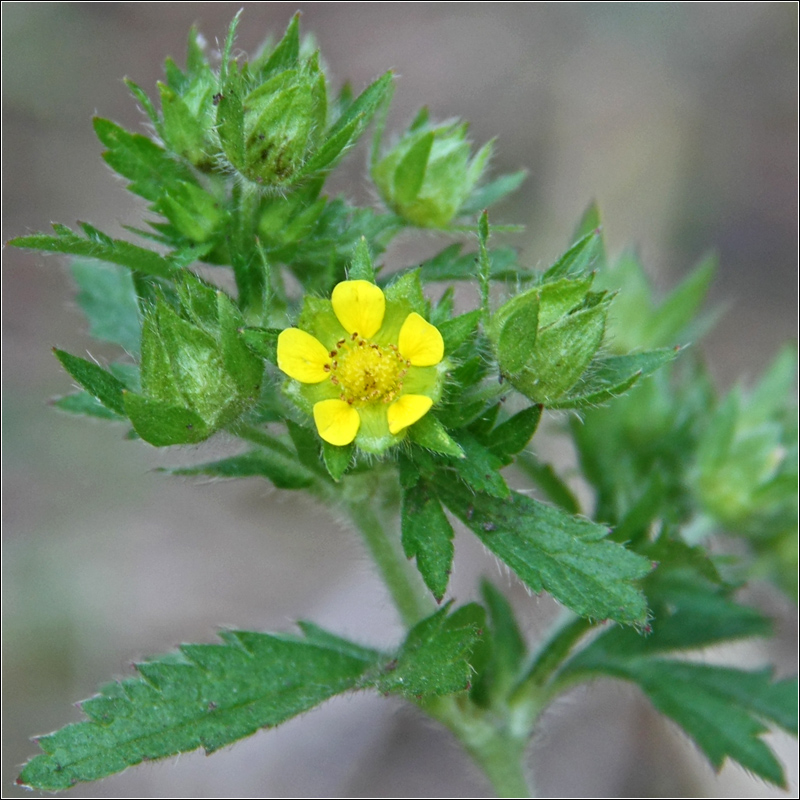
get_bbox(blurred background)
[3,3,797,797]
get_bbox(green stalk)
[344,499,434,627]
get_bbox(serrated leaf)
[436,477,651,625]
[93,117,190,202]
[449,431,509,498]
[10,225,176,279]
[562,655,796,787]
[54,350,127,416]
[17,628,377,791]
[71,259,142,355]
[166,448,315,490]
[402,481,455,601]
[375,603,485,697]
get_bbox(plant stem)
[344,499,434,627]
[423,696,534,798]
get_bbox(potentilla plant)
[10,14,797,797]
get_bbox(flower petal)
[387,394,433,434]
[277,328,330,384]
[313,399,361,445]
[331,280,385,339]
[397,312,444,366]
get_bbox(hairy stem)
[344,499,434,627]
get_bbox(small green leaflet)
[401,481,455,601]
[10,224,177,279]
[18,606,484,791]
[375,603,485,697]
[435,477,652,626]
[164,448,316,490]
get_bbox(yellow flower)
[277,279,446,451]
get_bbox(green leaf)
[92,117,191,202]
[563,655,796,787]
[53,392,124,421]
[449,431,509,499]
[485,404,542,462]
[415,243,522,283]
[71,259,142,355]
[374,603,485,697]
[10,225,176,279]
[164,448,316,490]
[547,348,679,409]
[123,79,160,128]
[470,580,527,706]
[459,169,527,216]
[401,481,455,602]
[436,477,651,626]
[516,453,580,514]
[17,627,377,791]
[54,350,127,416]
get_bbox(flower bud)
[124,278,263,446]
[372,112,492,228]
[489,277,610,405]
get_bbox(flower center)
[328,334,409,405]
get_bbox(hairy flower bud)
[372,111,492,228]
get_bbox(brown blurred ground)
[3,3,797,797]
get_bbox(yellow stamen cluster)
[327,334,409,405]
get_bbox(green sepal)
[54,349,127,416]
[347,237,376,282]
[437,309,481,354]
[401,480,455,601]
[485,404,543,462]
[123,393,210,446]
[374,603,485,697]
[547,348,679,410]
[322,440,354,481]
[542,229,603,282]
[407,415,465,458]
[240,327,279,365]
[286,420,324,473]
[158,82,212,168]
